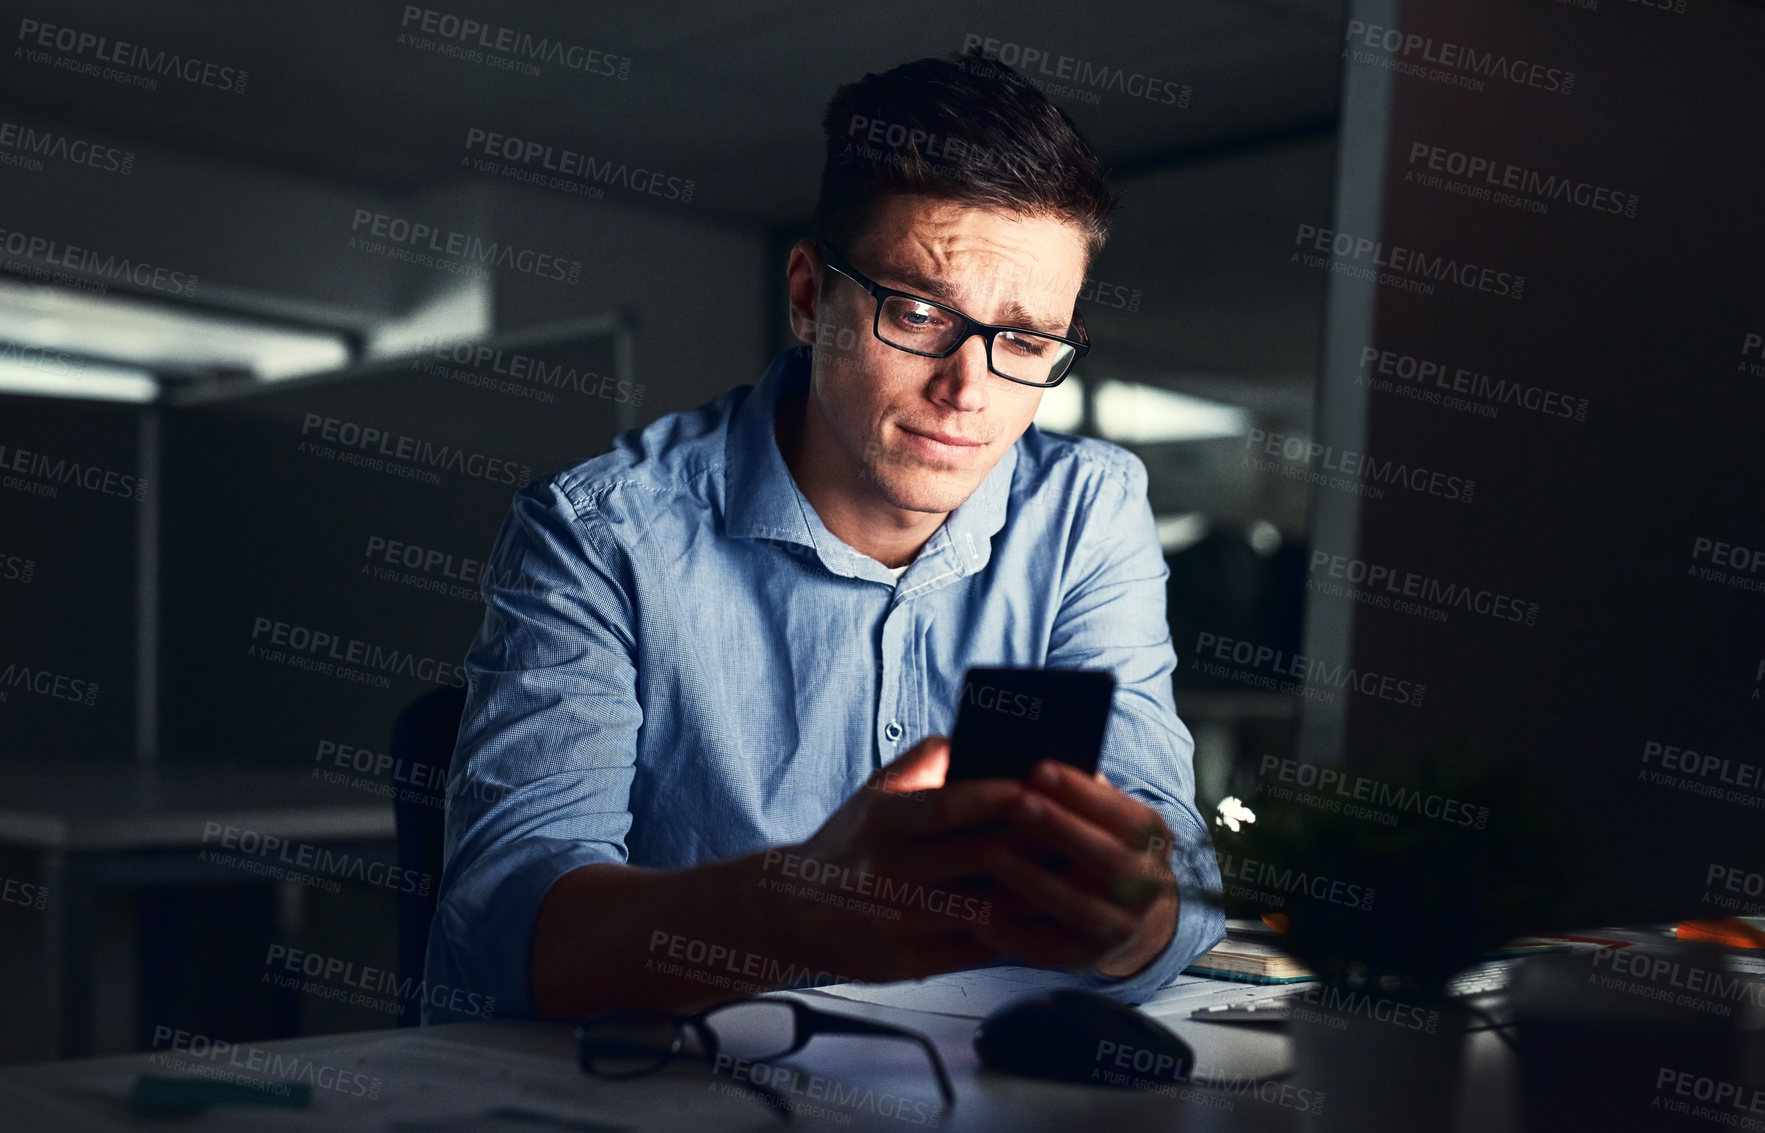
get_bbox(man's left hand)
[971,759,1181,979]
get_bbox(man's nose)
[932,334,991,410]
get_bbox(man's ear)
[785,238,824,347]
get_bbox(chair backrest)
[389,683,468,1027]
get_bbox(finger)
[895,930,1010,982]
[871,778,1028,838]
[839,928,1003,985]
[1026,761,1173,852]
[1002,794,1172,902]
[971,908,1118,973]
[983,844,1144,942]
[869,735,950,794]
[868,828,1020,888]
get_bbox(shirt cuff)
[422,839,619,1025]
[1080,814,1226,1004]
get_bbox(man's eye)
[895,303,951,331]
[1000,331,1053,357]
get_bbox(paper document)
[807,964,1303,1020]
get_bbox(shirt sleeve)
[423,477,643,1024]
[1043,450,1226,1003]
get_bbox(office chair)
[389,682,468,1027]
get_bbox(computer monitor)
[1281,0,1763,938]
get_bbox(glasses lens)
[991,330,1076,385]
[877,295,965,354]
[705,1001,800,1061]
[579,1011,680,1076]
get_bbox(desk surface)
[0,986,1528,1132]
[0,758,394,851]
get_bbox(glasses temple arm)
[807,1015,955,1105]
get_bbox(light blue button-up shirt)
[424,347,1225,1022]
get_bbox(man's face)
[800,196,1089,515]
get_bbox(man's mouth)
[895,425,986,466]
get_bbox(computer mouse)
[973,989,1195,1088]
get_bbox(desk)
[0,757,395,1060]
[0,986,1529,1131]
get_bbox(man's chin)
[866,466,981,515]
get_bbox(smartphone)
[946,667,1117,782]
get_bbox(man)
[424,52,1225,1024]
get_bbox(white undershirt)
[887,562,911,580]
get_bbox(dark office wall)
[159,334,626,764]
[1301,0,1764,924]
[0,396,139,758]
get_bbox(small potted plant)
[1203,745,1565,1131]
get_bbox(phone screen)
[946,667,1117,782]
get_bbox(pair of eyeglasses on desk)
[577,998,955,1120]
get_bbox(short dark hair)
[812,52,1119,268]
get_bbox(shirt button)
[883,721,904,743]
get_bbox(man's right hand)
[532,735,1112,1017]
[776,735,1023,984]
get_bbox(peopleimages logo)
[15,18,249,94]
[0,552,34,584]
[263,943,494,1020]
[0,661,99,706]
[960,33,1190,107]
[0,440,146,502]
[0,227,198,297]
[1292,224,1524,300]
[838,112,1089,197]
[1358,346,1590,423]
[1590,947,1765,1016]
[1640,740,1765,812]
[1740,333,1765,378]
[1653,1067,1765,1125]
[148,1027,381,1100]
[1,875,49,911]
[760,849,992,924]
[1692,537,1765,575]
[646,931,851,994]
[1215,851,1376,911]
[1192,631,1425,709]
[713,1056,945,1127]
[0,339,88,379]
[297,413,532,487]
[199,822,432,896]
[249,616,468,689]
[412,337,644,406]
[1403,141,1639,218]
[1688,535,1765,597]
[1290,983,1442,1033]
[1258,756,1489,829]
[462,126,694,204]
[348,209,582,284]
[1307,551,1542,627]
[397,6,631,79]
[364,534,486,585]
[1342,20,1574,96]
[1245,427,1476,505]
[960,680,1042,720]
[1704,863,1764,916]
[1555,0,1686,16]
[1091,1040,1326,1114]
[0,120,134,174]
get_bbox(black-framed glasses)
[817,240,1089,388]
[578,998,955,1115]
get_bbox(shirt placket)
[875,600,916,767]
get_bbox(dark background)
[0,0,1339,1059]
[2,0,1757,1071]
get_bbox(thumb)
[870,734,950,794]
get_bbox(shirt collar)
[724,347,1016,585]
